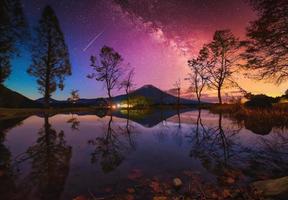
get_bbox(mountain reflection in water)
[0,109,287,199]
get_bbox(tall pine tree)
[28,6,71,107]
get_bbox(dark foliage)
[0,0,28,84]
[244,94,277,109]
[242,0,288,84]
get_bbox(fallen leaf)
[127,188,135,193]
[223,189,232,198]
[150,181,162,193]
[173,178,183,188]
[226,177,235,184]
[125,194,134,200]
[73,195,87,200]
[153,196,167,200]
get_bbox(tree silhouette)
[120,68,135,107]
[67,89,80,104]
[88,46,124,107]
[187,46,209,104]
[0,117,27,199]
[0,0,28,85]
[27,6,71,107]
[173,79,181,107]
[67,114,80,131]
[26,115,72,200]
[88,116,125,173]
[205,30,241,104]
[242,0,288,84]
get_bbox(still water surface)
[0,109,287,199]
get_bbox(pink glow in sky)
[7,0,287,100]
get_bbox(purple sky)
[5,0,287,100]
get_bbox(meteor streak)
[83,30,105,52]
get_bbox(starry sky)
[5,0,287,100]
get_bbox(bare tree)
[120,68,135,107]
[173,79,181,107]
[187,46,209,104]
[88,46,124,107]
[205,30,241,104]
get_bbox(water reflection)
[88,115,135,173]
[0,117,26,199]
[188,109,288,183]
[0,109,287,199]
[19,115,72,200]
[67,114,80,131]
[243,130,288,178]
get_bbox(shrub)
[244,94,277,109]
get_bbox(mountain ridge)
[33,84,199,106]
[0,85,39,108]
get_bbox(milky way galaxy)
[6,0,287,100]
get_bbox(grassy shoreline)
[1,103,288,121]
[0,107,98,120]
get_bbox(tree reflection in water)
[119,109,137,150]
[171,109,184,146]
[67,113,80,131]
[24,114,72,200]
[243,130,288,178]
[188,110,288,183]
[88,115,134,173]
[0,117,26,199]
[187,110,251,187]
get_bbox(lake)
[0,109,287,199]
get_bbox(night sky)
[5,0,287,100]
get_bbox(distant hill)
[35,97,65,105]
[0,85,39,108]
[35,85,198,107]
[113,85,198,105]
[35,97,108,107]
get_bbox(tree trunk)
[197,95,201,105]
[218,87,222,104]
[44,67,50,108]
[108,89,112,109]
[177,88,180,108]
[45,34,52,108]
[126,89,130,108]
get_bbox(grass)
[208,103,288,129]
[0,107,98,120]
